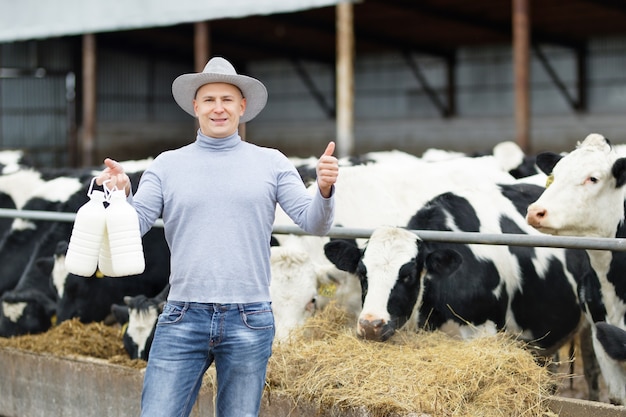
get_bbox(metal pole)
[2,208,625,252]
[81,33,97,167]
[336,1,355,158]
[272,225,626,252]
[513,0,530,153]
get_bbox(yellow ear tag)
[318,282,337,298]
[50,314,57,327]
[545,173,554,188]
[95,269,105,278]
[121,321,129,335]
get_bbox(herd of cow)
[1,134,626,406]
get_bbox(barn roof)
[0,0,345,43]
[3,0,626,63]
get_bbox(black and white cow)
[53,225,170,325]
[526,133,626,403]
[0,173,90,296]
[111,245,323,360]
[324,183,599,398]
[111,283,170,360]
[0,159,158,336]
[422,141,540,180]
[0,230,59,336]
[275,149,524,321]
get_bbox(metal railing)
[2,208,626,252]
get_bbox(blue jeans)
[140,301,275,417]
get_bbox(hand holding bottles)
[96,158,131,196]
[65,178,145,277]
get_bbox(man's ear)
[240,97,247,117]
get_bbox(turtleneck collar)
[195,129,241,151]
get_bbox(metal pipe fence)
[2,208,626,252]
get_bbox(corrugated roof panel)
[0,0,347,42]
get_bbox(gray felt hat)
[171,57,268,123]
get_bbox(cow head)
[527,133,626,238]
[51,240,69,299]
[269,246,318,342]
[111,283,170,360]
[111,294,164,360]
[0,289,56,337]
[324,226,462,341]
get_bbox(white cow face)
[125,301,160,360]
[527,133,626,238]
[269,246,318,342]
[325,227,424,341]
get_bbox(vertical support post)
[194,22,212,136]
[81,33,96,167]
[194,22,210,72]
[336,1,355,158]
[513,0,530,153]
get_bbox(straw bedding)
[0,305,561,416]
[267,303,560,417]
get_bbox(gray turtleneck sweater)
[130,130,334,303]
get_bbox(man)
[97,56,338,417]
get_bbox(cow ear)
[324,240,361,273]
[424,249,462,277]
[612,158,626,188]
[56,240,69,255]
[111,304,129,324]
[535,152,562,176]
[595,322,626,361]
[35,257,54,276]
[42,296,57,317]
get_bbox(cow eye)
[399,263,416,285]
[589,176,598,184]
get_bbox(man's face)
[193,82,247,138]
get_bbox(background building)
[1,0,626,167]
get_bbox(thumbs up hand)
[316,142,339,198]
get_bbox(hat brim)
[172,72,268,124]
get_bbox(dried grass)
[0,318,146,369]
[267,303,561,417]
[0,306,562,416]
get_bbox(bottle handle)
[101,179,118,202]
[87,177,98,197]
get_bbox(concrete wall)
[1,347,625,417]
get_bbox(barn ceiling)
[96,0,626,67]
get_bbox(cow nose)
[526,205,546,227]
[358,317,388,341]
[305,298,316,313]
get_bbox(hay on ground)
[267,303,561,417]
[0,305,563,416]
[0,318,146,369]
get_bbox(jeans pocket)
[241,307,274,330]
[157,302,187,326]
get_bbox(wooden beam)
[81,33,97,167]
[513,0,530,153]
[194,22,210,72]
[193,22,214,137]
[336,2,355,158]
